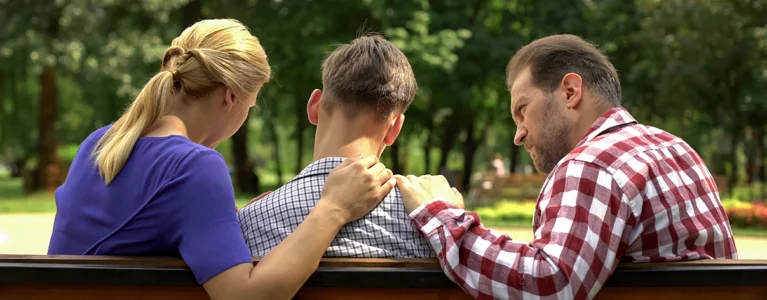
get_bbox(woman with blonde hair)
[48,19,396,299]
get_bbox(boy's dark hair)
[321,34,417,122]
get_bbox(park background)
[0,0,765,257]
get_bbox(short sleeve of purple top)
[48,125,252,284]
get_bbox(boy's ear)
[307,89,322,125]
[383,114,405,146]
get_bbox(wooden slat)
[617,259,767,268]
[296,287,472,300]
[0,255,443,268]
[2,255,764,269]
[1,284,765,300]
[0,255,190,267]
[0,284,208,300]
[595,286,767,300]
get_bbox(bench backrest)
[0,255,765,299]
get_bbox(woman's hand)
[318,155,396,223]
[394,174,464,213]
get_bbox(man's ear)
[307,89,322,125]
[561,73,583,109]
[224,87,236,112]
[383,114,405,146]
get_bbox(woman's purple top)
[48,125,251,284]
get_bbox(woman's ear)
[224,87,236,112]
[307,89,322,125]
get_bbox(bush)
[721,197,767,228]
[474,200,536,223]
[475,197,767,230]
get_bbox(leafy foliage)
[1,0,767,196]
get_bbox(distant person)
[492,153,506,177]
[237,34,433,258]
[394,34,738,299]
[47,19,396,300]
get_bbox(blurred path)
[0,213,54,254]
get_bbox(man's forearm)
[411,200,620,300]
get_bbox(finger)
[394,174,411,187]
[375,168,394,186]
[368,162,386,175]
[354,155,380,169]
[452,187,465,208]
[406,175,419,182]
[420,174,432,184]
[376,177,397,198]
[336,155,362,169]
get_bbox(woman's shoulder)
[137,135,226,172]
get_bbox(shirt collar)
[576,107,638,147]
[289,157,346,183]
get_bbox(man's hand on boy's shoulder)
[394,174,464,213]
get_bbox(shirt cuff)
[408,199,464,229]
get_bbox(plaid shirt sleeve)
[410,160,635,299]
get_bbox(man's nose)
[514,126,527,146]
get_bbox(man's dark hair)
[321,34,417,122]
[506,34,621,107]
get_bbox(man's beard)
[532,100,572,175]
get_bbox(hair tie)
[170,69,179,78]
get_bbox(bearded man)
[394,34,738,299]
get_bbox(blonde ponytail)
[93,70,176,184]
[91,19,271,184]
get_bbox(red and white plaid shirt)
[410,107,738,299]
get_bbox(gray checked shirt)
[236,157,435,258]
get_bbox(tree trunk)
[437,122,459,172]
[423,103,435,174]
[727,128,741,194]
[181,0,202,27]
[756,126,766,202]
[35,64,61,193]
[268,121,284,186]
[461,119,479,192]
[295,99,306,174]
[424,126,434,174]
[746,127,758,183]
[34,11,62,193]
[10,158,26,178]
[0,67,5,145]
[231,118,258,194]
[509,134,520,173]
[389,142,404,175]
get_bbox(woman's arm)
[203,156,395,300]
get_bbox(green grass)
[0,196,58,213]
[0,175,263,213]
[478,219,534,229]
[731,226,767,238]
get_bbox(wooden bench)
[0,255,765,299]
